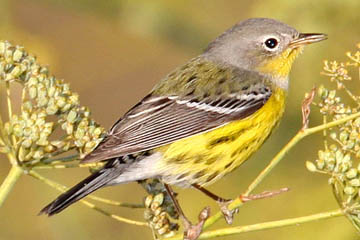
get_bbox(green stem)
[32,163,101,170]
[42,154,79,164]
[88,195,144,208]
[0,165,23,207]
[29,170,148,226]
[5,82,17,147]
[167,209,344,240]
[0,91,9,147]
[203,111,360,229]
[247,110,360,196]
[244,132,303,195]
[305,112,360,135]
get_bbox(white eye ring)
[263,37,280,51]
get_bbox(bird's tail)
[39,160,120,216]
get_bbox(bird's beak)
[289,33,327,48]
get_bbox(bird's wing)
[82,85,272,163]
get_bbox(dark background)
[1,0,359,239]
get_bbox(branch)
[301,87,316,130]
[0,165,23,207]
[166,209,344,240]
[28,162,144,208]
[0,87,9,147]
[28,170,148,226]
[304,111,360,135]
[88,195,144,208]
[25,154,80,166]
[5,82,17,147]
[32,163,103,170]
[202,110,360,230]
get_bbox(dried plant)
[2,41,360,240]
[0,41,104,163]
[306,43,360,231]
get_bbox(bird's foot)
[183,206,210,240]
[217,199,238,225]
[216,188,289,225]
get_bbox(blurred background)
[0,0,359,239]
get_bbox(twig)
[0,131,5,147]
[79,200,148,226]
[301,87,316,130]
[28,165,145,208]
[24,154,80,166]
[322,116,329,151]
[202,108,360,230]
[32,163,104,170]
[0,165,23,207]
[88,195,144,208]
[5,82,16,147]
[0,100,8,147]
[5,81,13,120]
[341,83,358,104]
[0,96,6,146]
[304,111,360,135]
[166,209,344,240]
[0,82,6,146]
[240,187,289,202]
[42,154,79,163]
[28,170,147,222]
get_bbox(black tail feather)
[39,164,119,216]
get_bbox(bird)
[40,18,326,239]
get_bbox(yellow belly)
[157,88,287,187]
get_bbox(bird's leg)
[164,184,210,240]
[193,184,290,225]
[192,184,237,224]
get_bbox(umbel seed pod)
[0,40,105,163]
[307,44,360,232]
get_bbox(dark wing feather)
[82,87,272,163]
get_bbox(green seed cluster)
[307,44,360,231]
[0,41,104,163]
[0,41,183,233]
[144,193,179,238]
[141,179,179,238]
[317,85,353,117]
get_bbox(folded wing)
[82,86,272,163]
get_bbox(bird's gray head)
[203,18,326,78]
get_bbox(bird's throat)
[257,46,304,84]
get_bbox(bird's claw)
[217,200,238,225]
[183,206,210,240]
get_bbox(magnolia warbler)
[40,18,326,237]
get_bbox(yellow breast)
[157,88,287,187]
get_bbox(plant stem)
[0,105,5,146]
[5,82,12,117]
[0,165,23,207]
[32,163,102,169]
[203,111,360,229]
[245,132,303,195]
[88,195,144,208]
[305,112,360,135]
[29,170,148,226]
[167,209,344,240]
[247,110,360,195]
[79,200,147,226]
[5,82,16,147]
[0,89,9,147]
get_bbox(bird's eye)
[264,38,279,50]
